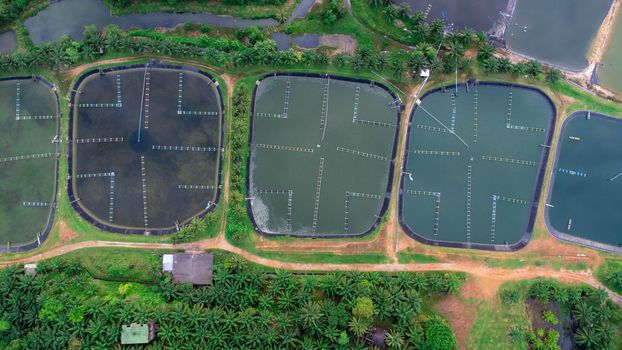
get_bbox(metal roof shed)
[171,253,214,285]
[120,323,156,345]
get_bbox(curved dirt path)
[1,236,620,306]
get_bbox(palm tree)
[573,302,596,327]
[475,31,488,47]
[367,0,387,7]
[460,28,475,46]
[300,301,323,331]
[385,330,405,349]
[477,43,495,61]
[348,317,369,337]
[444,41,465,64]
[408,51,427,73]
[384,5,398,20]
[575,327,600,349]
[397,3,411,19]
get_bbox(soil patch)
[319,34,357,55]
[58,220,79,243]
[436,296,475,350]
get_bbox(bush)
[321,0,346,25]
[542,310,559,325]
[500,287,521,303]
[352,296,375,319]
[423,316,456,350]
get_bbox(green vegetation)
[551,81,622,116]
[397,251,440,264]
[58,247,169,284]
[104,0,291,20]
[498,279,622,350]
[0,252,465,349]
[0,0,30,27]
[483,257,587,271]
[596,259,622,295]
[254,251,389,264]
[226,82,255,246]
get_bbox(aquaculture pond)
[69,64,223,234]
[394,0,507,32]
[599,13,622,93]
[546,112,622,252]
[0,78,59,251]
[24,0,277,44]
[249,74,400,237]
[505,0,611,71]
[400,82,554,250]
[0,31,16,54]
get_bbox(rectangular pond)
[400,82,554,250]
[394,0,508,32]
[505,0,611,71]
[248,74,401,237]
[0,77,59,251]
[69,64,223,234]
[24,0,276,44]
[546,112,622,253]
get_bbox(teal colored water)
[547,112,622,249]
[249,75,399,236]
[0,79,58,246]
[401,83,553,246]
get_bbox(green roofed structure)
[120,323,156,345]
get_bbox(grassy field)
[350,0,413,45]
[254,250,389,264]
[58,247,171,283]
[467,280,532,350]
[397,251,440,264]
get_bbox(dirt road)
[1,235,620,306]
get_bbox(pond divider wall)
[544,111,622,254]
[398,82,556,251]
[0,76,60,252]
[67,62,225,235]
[246,72,403,238]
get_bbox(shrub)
[352,297,375,319]
[500,287,521,303]
[542,310,559,325]
[423,316,456,350]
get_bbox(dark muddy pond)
[24,0,278,44]
[0,31,16,54]
[293,34,319,49]
[270,32,291,51]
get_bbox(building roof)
[162,254,174,272]
[171,253,214,285]
[121,323,150,345]
[24,263,37,275]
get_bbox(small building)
[24,263,37,276]
[163,253,214,285]
[419,69,430,78]
[120,323,156,345]
[162,254,174,272]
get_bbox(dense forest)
[0,0,30,27]
[0,251,464,349]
